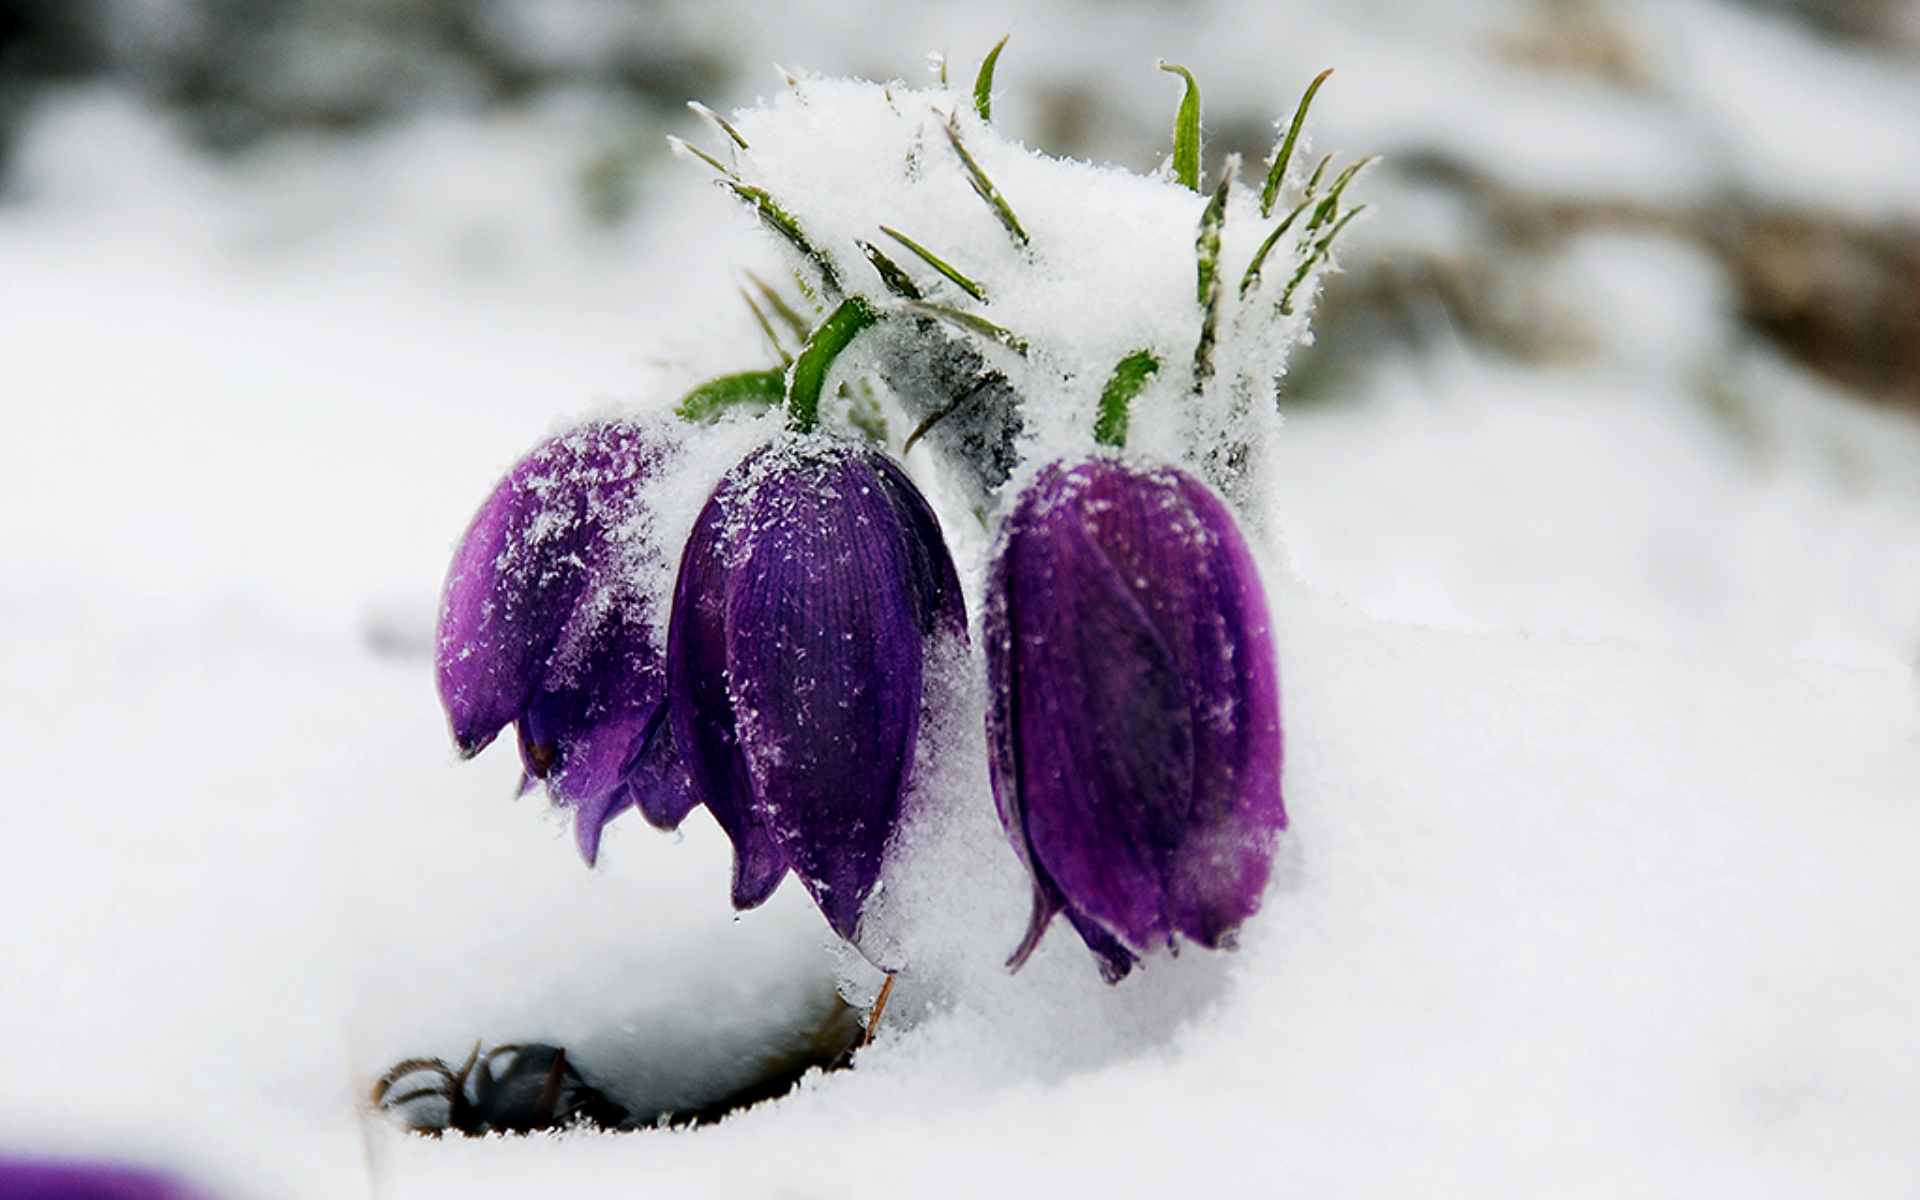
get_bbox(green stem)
[787,297,880,433]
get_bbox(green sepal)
[1161,63,1202,192]
[1095,350,1161,448]
[881,227,989,302]
[975,35,1010,123]
[902,301,1030,355]
[676,369,785,424]
[1260,69,1332,218]
[945,121,1029,248]
[787,296,881,433]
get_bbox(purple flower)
[986,457,1285,982]
[0,1157,211,1199]
[437,420,696,864]
[667,437,965,942]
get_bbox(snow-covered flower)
[667,436,965,943]
[986,456,1285,982]
[436,420,694,864]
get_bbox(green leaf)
[1307,156,1375,233]
[856,239,924,300]
[1095,350,1161,448]
[687,101,748,149]
[1195,162,1232,307]
[743,271,813,358]
[880,226,989,302]
[1239,194,1312,298]
[676,369,785,424]
[1260,68,1331,218]
[787,296,880,433]
[974,35,1010,123]
[1192,163,1235,393]
[671,136,736,180]
[902,301,1029,355]
[1279,205,1365,316]
[725,182,843,298]
[1160,63,1202,192]
[945,121,1029,248]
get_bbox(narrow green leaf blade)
[902,301,1029,355]
[1260,68,1332,218]
[856,239,925,300]
[880,226,989,302]
[974,35,1010,123]
[675,369,785,423]
[1161,63,1202,192]
[725,182,843,298]
[787,297,880,433]
[1094,350,1161,448]
[945,121,1030,248]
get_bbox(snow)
[4,7,1920,1198]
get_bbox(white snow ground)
[3,6,1919,1197]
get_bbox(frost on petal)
[436,421,681,864]
[1161,472,1286,947]
[866,449,968,641]
[726,444,928,941]
[667,438,965,941]
[986,457,1285,980]
[667,473,789,909]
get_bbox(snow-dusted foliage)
[429,60,1356,1013]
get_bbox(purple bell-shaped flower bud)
[985,457,1285,982]
[436,420,696,864]
[667,436,965,943]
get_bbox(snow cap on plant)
[985,455,1285,982]
[436,420,695,865]
[676,57,1361,515]
[667,434,965,944]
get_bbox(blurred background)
[3,2,1919,1195]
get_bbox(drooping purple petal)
[986,456,1284,980]
[436,420,684,862]
[1160,470,1285,948]
[516,606,695,864]
[667,471,790,910]
[666,437,965,940]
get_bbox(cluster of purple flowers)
[438,418,1283,979]
[433,54,1333,982]
[438,423,962,945]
